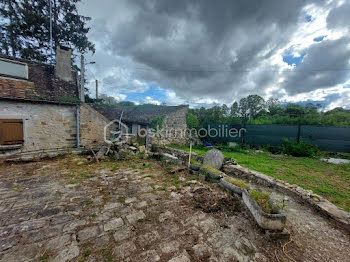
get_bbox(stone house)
[92,104,189,146]
[0,47,112,158]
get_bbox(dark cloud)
[326,1,350,29]
[79,0,350,107]
[282,37,350,94]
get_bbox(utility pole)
[95,79,98,99]
[80,55,85,103]
[49,0,53,64]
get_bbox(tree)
[0,0,95,62]
[239,97,249,123]
[230,102,239,118]
[186,113,200,129]
[246,95,265,118]
[0,0,22,56]
[266,98,281,116]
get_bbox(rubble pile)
[93,134,149,161]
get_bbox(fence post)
[297,123,301,143]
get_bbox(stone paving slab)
[0,156,349,262]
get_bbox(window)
[0,119,24,145]
[0,58,28,79]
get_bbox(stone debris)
[320,158,350,164]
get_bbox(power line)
[133,66,350,74]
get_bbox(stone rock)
[203,149,224,169]
[162,153,180,164]
[160,240,180,254]
[137,231,160,247]
[320,158,350,164]
[113,241,137,260]
[126,210,146,224]
[114,226,133,242]
[225,158,238,165]
[139,145,146,153]
[96,146,108,160]
[158,211,173,222]
[129,146,137,151]
[104,218,124,231]
[0,236,19,252]
[52,243,80,262]
[168,251,191,262]
[138,250,160,261]
[77,226,99,241]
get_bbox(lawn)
[169,144,350,212]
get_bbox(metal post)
[80,55,85,102]
[49,0,53,63]
[95,79,98,99]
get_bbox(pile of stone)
[93,134,148,161]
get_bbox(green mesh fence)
[206,123,350,152]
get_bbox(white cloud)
[79,0,350,109]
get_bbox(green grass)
[169,144,350,212]
[190,159,201,166]
[249,189,271,213]
[201,165,224,175]
[225,177,249,188]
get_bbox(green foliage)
[249,189,271,213]
[0,0,95,62]
[188,95,350,128]
[186,113,200,129]
[150,114,166,130]
[282,139,319,157]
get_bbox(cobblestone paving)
[0,155,349,262]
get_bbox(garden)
[170,143,350,212]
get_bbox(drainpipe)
[76,104,80,147]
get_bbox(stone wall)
[0,101,77,153]
[156,105,189,145]
[79,104,114,147]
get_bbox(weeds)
[100,247,113,262]
[225,177,249,188]
[249,189,271,213]
[111,164,119,171]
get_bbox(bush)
[282,139,318,157]
[263,145,282,154]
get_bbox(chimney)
[55,45,73,82]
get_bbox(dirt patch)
[192,187,241,215]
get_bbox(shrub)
[249,189,271,213]
[282,139,318,157]
[263,145,282,154]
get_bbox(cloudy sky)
[78,0,350,109]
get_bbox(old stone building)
[0,47,189,158]
[92,104,189,146]
[0,48,110,158]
